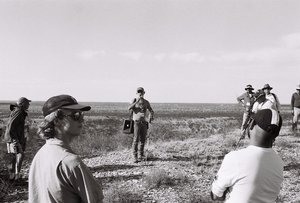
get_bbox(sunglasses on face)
[65,112,84,121]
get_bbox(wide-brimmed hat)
[262,84,273,90]
[42,95,91,117]
[296,84,300,90]
[245,84,254,90]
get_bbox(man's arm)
[237,93,245,106]
[128,98,138,110]
[147,101,154,122]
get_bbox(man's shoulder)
[61,153,82,169]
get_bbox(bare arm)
[128,98,138,110]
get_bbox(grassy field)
[0,102,299,202]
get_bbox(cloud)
[282,33,300,48]
[119,52,143,61]
[78,50,106,60]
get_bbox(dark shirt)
[291,92,300,108]
[4,106,27,144]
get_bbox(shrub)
[104,184,142,203]
[143,169,173,189]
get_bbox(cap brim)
[60,104,91,111]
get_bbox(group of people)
[2,84,295,202]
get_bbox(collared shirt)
[131,98,154,121]
[237,92,254,112]
[29,138,103,203]
[291,92,300,108]
[266,93,281,112]
[212,145,283,203]
[252,99,277,113]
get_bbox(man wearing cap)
[211,109,283,202]
[291,85,300,131]
[262,84,281,112]
[29,95,103,203]
[237,85,255,132]
[4,97,31,181]
[128,87,154,163]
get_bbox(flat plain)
[0,102,299,203]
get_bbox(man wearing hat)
[251,90,276,113]
[237,85,255,132]
[291,85,300,131]
[262,84,281,112]
[128,87,154,163]
[211,109,283,202]
[4,97,31,181]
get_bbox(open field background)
[0,102,299,203]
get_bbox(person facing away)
[128,87,154,163]
[28,95,103,203]
[291,84,300,131]
[211,109,283,203]
[3,97,31,181]
[237,84,255,132]
[262,84,281,113]
[251,90,277,113]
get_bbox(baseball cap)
[17,97,31,106]
[136,87,145,93]
[251,109,282,137]
[42,95,91,117]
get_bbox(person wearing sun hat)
[211,109,283,202]
[291,84,300,131]
[4,97,31,181]
[262,84,281,113]
[28,95,103,203]
[237,85,255,132]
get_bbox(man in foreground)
[4,97,31,181]
[211,109,283,202]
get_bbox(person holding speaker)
[128,87,154,163]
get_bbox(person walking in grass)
[29,95,103,203]
[262,83,281,113]
[128,87,154,163]
[211,109,283,202]
[291,84,300,131]
[237,84,255,133]
[4,97,31,181]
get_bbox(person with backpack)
[262,84,281,113]
[4,97,31,181]
[291,84,300,131]
[128,87,154,163]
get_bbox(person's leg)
[294,107,300,130]
[132,122,140,162]
[138,122,147,160]
[241,112,248,132]
[15,152,24,180]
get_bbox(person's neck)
[250,140,272,148]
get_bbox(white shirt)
[266,93,281,112]
[29,138,103,203]
[252,99,277,113]
[212,145,283,203]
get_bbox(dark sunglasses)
[65,112,84,121]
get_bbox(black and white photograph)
[0,0,300,202]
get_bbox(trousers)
[132,120,148,159]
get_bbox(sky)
[0,0,300,104]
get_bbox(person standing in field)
[211,109,283,202]
[128,87,154,163]
[251,90,276,113]
[28,95,103,203]
[291,84,300,131]
[262,84,281,113]
[3,97,31,181]
[237,85,255,133]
